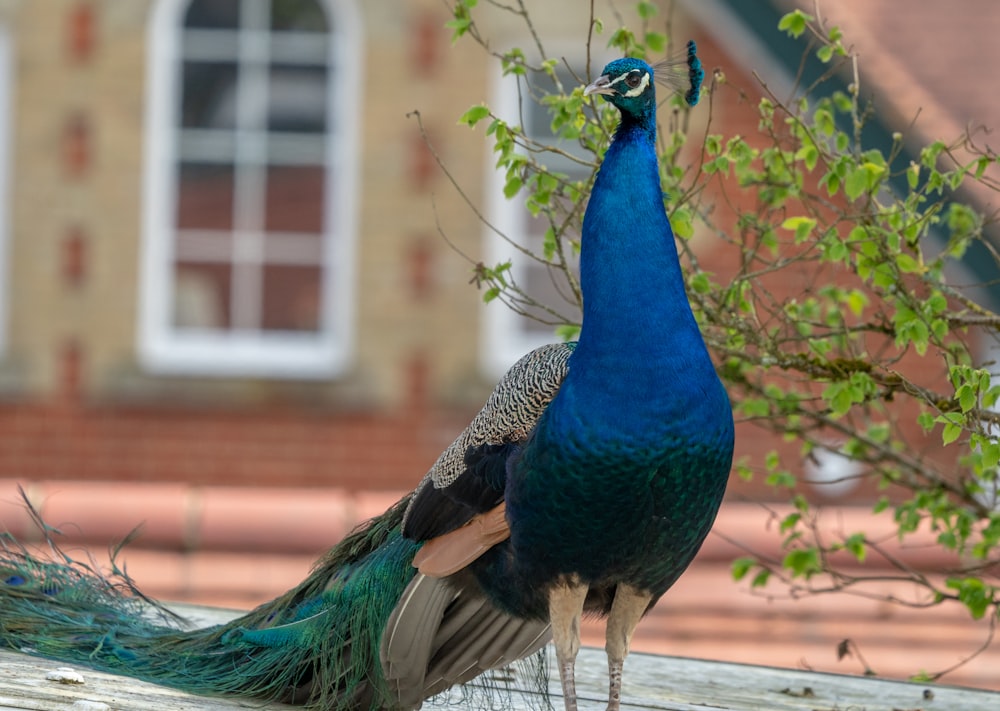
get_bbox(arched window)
[139,0,360,378]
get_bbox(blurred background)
[0,0,998,690]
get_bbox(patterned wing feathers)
[402,343,573,541]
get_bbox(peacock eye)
[624,71,644,89]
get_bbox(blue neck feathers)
[572,113,710,378]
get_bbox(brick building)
[1,0,999,692]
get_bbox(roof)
[683,0,1000,298]
[816,0,999,140]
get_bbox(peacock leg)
[548,576,589,711]
[605,584,653,711]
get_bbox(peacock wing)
[401,342,574,542]
[380,571,551,709]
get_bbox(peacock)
[0,42,733,711]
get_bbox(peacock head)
[583,58,657,119]
[584,42,704,118]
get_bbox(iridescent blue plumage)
[0,43,731,711]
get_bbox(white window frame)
[482,51,609,377]
[0,26,11,357]
[139,0,361,379]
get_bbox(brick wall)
[0,0,498,490]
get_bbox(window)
[139,0,361,378]
[483,57,599,376]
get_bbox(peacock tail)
[1,494,418,709]
[0,342,569,710]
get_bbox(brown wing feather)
[411,502,509,577]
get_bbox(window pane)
[521,263,581,335]
[177,162,235,230]
[184,0,241,29]
[261,265,321,331]
[523,65,592,174]
[181,61,238,129]
[263,233,323,264]
[174,261,232,329]
[271,0,328,32]
[268,65,328,133]
[265,165,324,233]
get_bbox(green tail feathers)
[0,493,419,710]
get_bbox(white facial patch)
[608,70,651,98]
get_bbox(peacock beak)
[583,75,615,97]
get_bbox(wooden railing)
[1,605,998,711]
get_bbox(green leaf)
[935,412,965,445]
[500,47,527,76]
[750,569,771,588]
[844,166,868,201]
[844,161,887,201]
[780,512,801,533]
[458,104,490,127]
[845,289,868,316]
[783,548,821,578]
[731,556,757,581]
[554,323,580,341]
[843,533,867,563]
[689,271,712,295]
[778,9,813,38]
[637,0,657,19]
[608,28,636,53]
[781,216,817,243]
[445,17,471,41]
[503,176,523,199]
[795,142,819,171]
[740,397,771,418]
[672,207,694,239]
[895,253,923,274]
[945,577,995,619]
[958,384,977,413]
[982,441,1000,470]
[645,31,666,53]
[814,107,835,136]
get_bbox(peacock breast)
[504,402,733,595]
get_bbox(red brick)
[410,9,441,76]
[406,236,435,300]
[409,124,438,190]
[61,226,87,288]
[62,112,91,178]
[66,2,95,63]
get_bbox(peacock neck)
[535,108,730,459]
[572,114,708,375]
